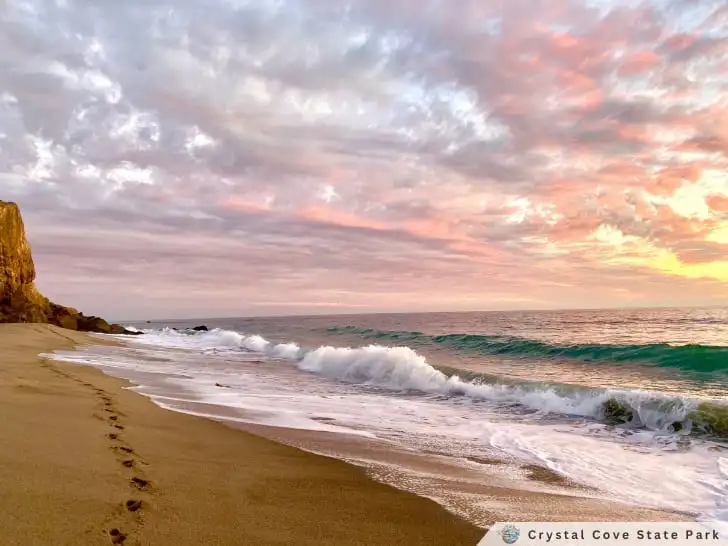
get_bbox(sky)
[1,0,728,320]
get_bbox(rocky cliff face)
[0,201,49,323]
[0,200,134,334]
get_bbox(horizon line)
[113,302,728,324]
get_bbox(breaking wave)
[125,327,728,437]
[325,326,728,375]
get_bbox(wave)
[126,327,728,437]
[325,326,728,375]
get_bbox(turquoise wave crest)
[325,326,728,374]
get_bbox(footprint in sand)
[122,459,134,468]
[110,445,134,459]
[130,477,150,490]
[125,500,142,512]
[109,528,126,544]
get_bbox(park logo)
[499,524,520,544]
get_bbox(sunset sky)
[1,0,728,319]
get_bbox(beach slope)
[0,324,482,545]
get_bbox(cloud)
[1,0,728,318]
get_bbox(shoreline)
[42,328,694,529]
[143,395,695,525]
[210,417,695,526]
[0,324,481,545]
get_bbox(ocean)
[45,307,728,525]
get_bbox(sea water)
[45,307,728,523]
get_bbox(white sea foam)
[121,328,698,433]
[83,326,728,521]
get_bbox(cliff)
[0,201,135,334]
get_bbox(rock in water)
[602,398,634,424]
[0,200,137,334]
[192,325,209,331]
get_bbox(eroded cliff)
[0,200,134,334]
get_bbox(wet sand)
[226,421,694,527]
[0,324,481,545]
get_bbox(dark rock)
[192,325,209,331]
[48,302,79,330]
[76,314,127,335]
[602,398,633,424]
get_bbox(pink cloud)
[298,205,388,232]
[221,196,272,213]
[618,50,662,77]
[675,137,727,154]
[545,215,603,243]
[653,206,718,241]
[599,162,645,179]
[618,124,652,144]
[663,33,698,52]
[647,165,704,196]
[708,195,728,213]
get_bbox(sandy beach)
[0,324,695,546]
[0,324,482,545]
